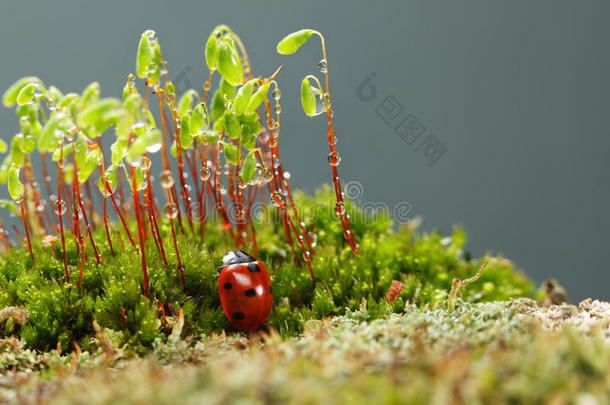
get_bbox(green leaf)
[0,199,19,215]
[179,113,193,150]
[52,143,73,162]
[224,110,241,140]
[178,90,198,117]
[98,165,117,195]
[2,77,41,107]
[240,151,257,183]
[203,130,219,144]
[277,29,314,55]
[223,142,239,165]
[211,90,226,122]
[78,98,121,129]
[78,149,101,183]
[136,32,154,79]
[16,83,40,106]
[111,138,128,166]
[190,103,207,136]
[10,136,24,167]
[7,166,24,201]
[245,84,269,114]
[80,82,100,107]
[74,133,88,168]
[205,34,218,70]
[126,128,161,162]
[38,111,71,153]
[219,78,236,99]
[0,139,7,154]
[301,77,316,117]
[0,155,11,184]
[217,40,243,86]
[234,79,255,115]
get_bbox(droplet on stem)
[328,151,341,166]
[318,59,327,73]
[159,170,175,189]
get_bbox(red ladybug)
[217,250,273,331]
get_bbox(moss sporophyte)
[0,26,534,349]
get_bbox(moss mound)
[0,188,534,351]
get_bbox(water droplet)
[268,136,278,148]
[283,171,291,180]
[262,168,274,183]
[272,88,281,100]
[53,200,67,216]
[159,170,175,189]
[164,203,178,219]
[219,187,227,196]
[318,59,327,73]
[328,151,341,166]
[334,201,346,216]
[271,192,285,207]
[274,104,282,114]
[199,166,211,181]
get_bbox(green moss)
[0,187,534,350]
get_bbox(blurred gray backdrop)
[1,1,608,301]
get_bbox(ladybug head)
[222,250,256,266]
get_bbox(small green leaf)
[16,83,40,106]
[179,113,193,150]
[0,199,19,215]
[136,32,154,79]
[203,130,219,144]
[205,34,218,70]
[223,142,239,164]
[189,103,208,136]
[10,136,24,167]
[178,90,198,117]
[78,149,101,183]
[234,79,255,115]
[240,151,257,183]
[211,90,226,122]
[38,111,71,153]
[7,166,24,201]
[0,155,10,184]
[126,128,161,162]
[80,82,100,107]
[111,138,128,166]
[301,77,316,117]
[217,40,243,86]
[52,143,73,162]
[219,78,236,99]
[74,133,88,168]
[79,98,121,129]
[245,84,269,114]
[2,77,41,107]
[277,29,314,55]
[98,165,117,195]
[0,139,7,154]
[224,110,241,140]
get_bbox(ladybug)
[217,250,273,331]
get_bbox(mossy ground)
[0,299,609,404]
[0,188,534,351]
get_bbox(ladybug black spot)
[232,312,245,320]
[224,282,232,290]
[269,286,273,294]
[245,288,256,297]
[247,262,261,273]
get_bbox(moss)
[0,187,534,350]
[1,300,609,404]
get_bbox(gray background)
[1,1,608,301]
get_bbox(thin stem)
[20,199,34,264]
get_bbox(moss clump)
[0,187,534,351]
[1,300,609,404]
